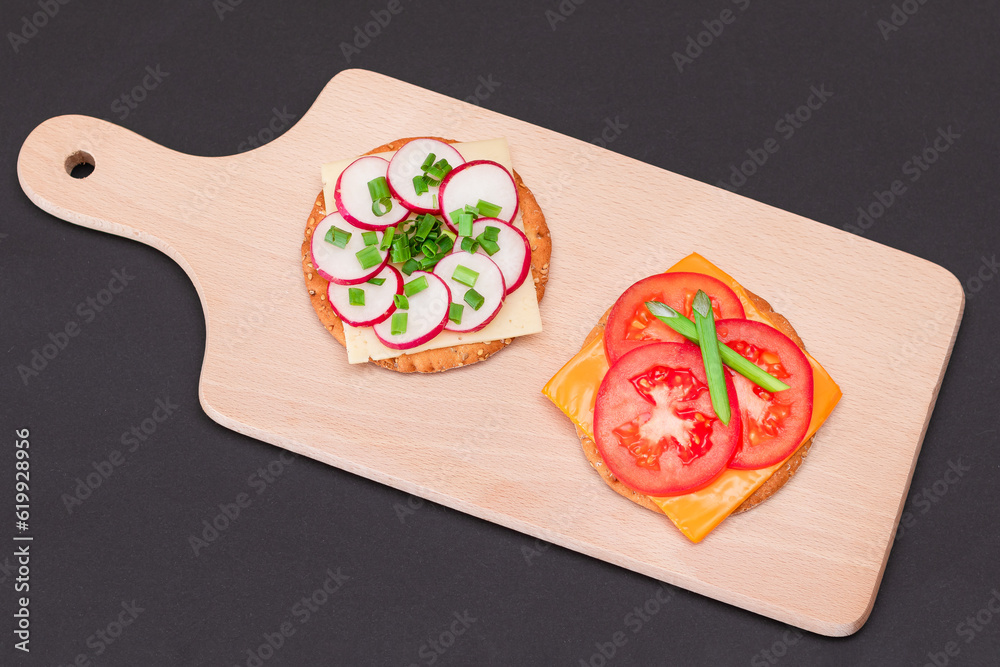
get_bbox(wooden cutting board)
[17,69,963,636]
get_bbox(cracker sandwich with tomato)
[544,253,841,542]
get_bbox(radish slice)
[334,156,411,230]
[327,265,402,327]
[311,212,388,285]
[439,160,519,232]
[455,218,531,295]
[433,253,506,333]
[373,271,451,350]
[386,139,465,214]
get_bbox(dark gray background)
[2,0,998,665]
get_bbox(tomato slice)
[594,342,741,496]
[714,319,814,469]
[604,272,745,366]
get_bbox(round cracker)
[575,289,815,517]
[301,137,551,373]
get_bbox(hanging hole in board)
[65,151,95,179]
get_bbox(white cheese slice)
[320,138,543,363]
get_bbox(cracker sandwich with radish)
[302,137,550,372]
[544,254,842,542]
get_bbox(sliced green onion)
[421,153,436,170]
[457,213,474,238]
[645,301,791,393]
[419,255,439,270]
[483,225,500,242]
[367,277,386,286]
[479,238,500,256]
[449,302,464,324]
[436,235,455,254]
[692,290,730,425]
[372,197,392,217]
[348,287,365,307]
[432,194,438,209]
[449,208,465,223]
[476,200,502,218]
[452,264,479,288]
[460,237,480,253]
[464,204,481,218]
[391,238,411,264]
[355,245,383,270]
[367,176,390,201]
[412,175,428,196]
[393,293,409,309]
[401,258,420,275]
[379,226,396,251]
[362,231,378,246]
[414,214,436,242]
[464,288,485,311]
[391,312,407,336]
[421,240,438,258]
[325,225,352,249]
[433,158,452,175]
[404,275,429,296]
[439,227,456,242]
[424,158,452,181]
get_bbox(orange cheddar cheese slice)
[543,253,842,543]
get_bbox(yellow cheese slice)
[320,139,543,363]
[542,253,842,542]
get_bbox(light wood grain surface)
[16,69,964,636]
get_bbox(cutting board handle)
[17,114,228,256]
